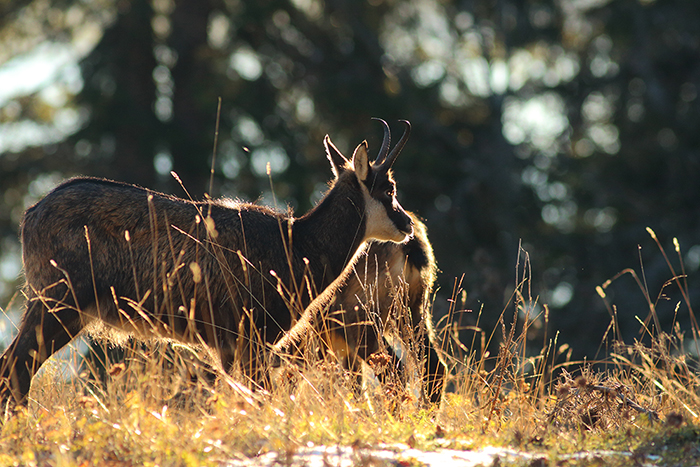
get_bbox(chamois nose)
[401,214,415,239]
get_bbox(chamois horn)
[379,119,411,170]
[372,117,391,164]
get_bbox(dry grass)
[1,231,700,466]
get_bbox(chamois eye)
[385,189,394,198]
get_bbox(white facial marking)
[359,181,408,243]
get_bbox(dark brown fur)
[275,214,447,405]
[0,123,414,406]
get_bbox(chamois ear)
[324,135,348,179]
[352,140,370,182]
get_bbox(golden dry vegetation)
[1,230,699,467]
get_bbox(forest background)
[0,0,698,362]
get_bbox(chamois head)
[323,119,414,243]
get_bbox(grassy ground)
[1,234,699,466]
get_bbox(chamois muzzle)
[393,205,414,240]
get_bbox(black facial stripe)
[363,168,394,195]
[367,180,393,199]
[385,198,412,233]
[363,169,410,232]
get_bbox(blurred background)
[0,0,698,362]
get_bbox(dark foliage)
[1,0,699,360]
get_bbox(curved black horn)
[381,120,411,169]
[371,117,391,164]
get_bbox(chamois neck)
[293,176,367,285]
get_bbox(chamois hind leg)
[0,298,83,406]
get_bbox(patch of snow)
[224,444,637,467]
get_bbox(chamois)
[275,214,446,405]
[0,119,414,407]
